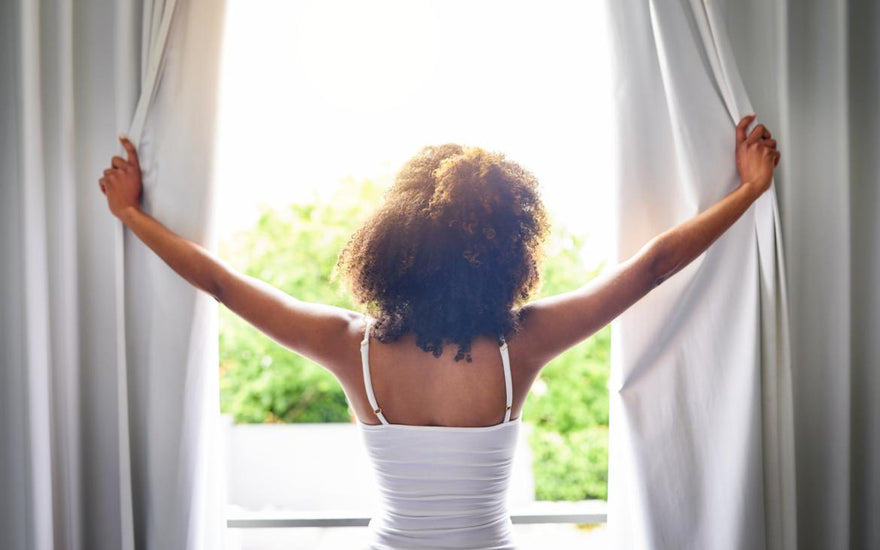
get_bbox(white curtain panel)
[604,0,796,549]
[0,1,227,549]
[606,0,880,549]
[726,1,880,549]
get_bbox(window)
[215,1,614,547]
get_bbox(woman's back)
[347,316,538,428]
[353,316,526,549]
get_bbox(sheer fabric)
[0,1,227,548]
[607,0,880,548]
[605,1,795,548]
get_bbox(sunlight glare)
[214,0,615,267]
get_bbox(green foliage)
[530,426,609,501]
[520,223,611,500]
[218,177,383,423]
[218,177,610,499]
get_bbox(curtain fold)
[604,0,795,548]
[0,1,228,548]
[726,1,880,548]
[607,0,880,548]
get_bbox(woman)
[98,113,779,549]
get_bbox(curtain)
[604,0,796,548]
[725,1,880,549]
[0,1,228,549]
[606,0,880,549]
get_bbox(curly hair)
[334,144,550,362]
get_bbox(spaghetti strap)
[499,334,513,422]
[361,316,512,425]
[361,317,389,425]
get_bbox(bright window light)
[215,0,615,265]
[215,2,614,547]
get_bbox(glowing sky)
[214,0,615,266]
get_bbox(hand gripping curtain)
[119,3,228,549]
[604,1,796,549]
[0,1,227,549]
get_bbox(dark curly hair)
[334,144,550,362]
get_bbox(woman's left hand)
[99,135,143,218]
[734,114,780,197]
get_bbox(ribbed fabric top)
[358,318,521,549]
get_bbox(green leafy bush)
[218,176,610,499]
[218,177,382,423]
[530,425,609,501]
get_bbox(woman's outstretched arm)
[647,114,779,287]
[98,136,359,375]
[515,114,781,371]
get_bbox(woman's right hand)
[735,114,780,196]
[99,135,143,219]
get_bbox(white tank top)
[357,317,521,549]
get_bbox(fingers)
[736,114,756,144]
[746,123,770,144]
[764,138,777,150]
[763,147,781,167]
[99,135,140,199]
[119,134,140,168]
[111,155,130,170]
[98,167,122,193]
